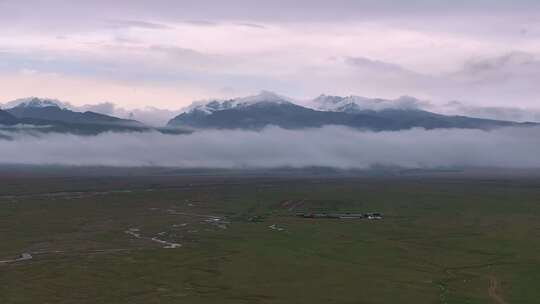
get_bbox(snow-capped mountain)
[5,97,66,109]
[168,92,535,131]
[5,97,142,126]
[182,91,293,115]
[313,95,427,113]
[3,93,538,133]
[0,97,155,135]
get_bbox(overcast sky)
[1,0,539,110]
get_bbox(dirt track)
[488,275,508,304]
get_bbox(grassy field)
[1,170,539,303]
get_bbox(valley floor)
[1,169,539,303]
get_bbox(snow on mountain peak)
[9,97,64,109]
[179,92,428,116]
[182,91,293,114]
[236,91,292,105]
[313,95,426,112]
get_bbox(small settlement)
[296,212,383,220]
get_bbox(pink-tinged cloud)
[0,0,539,110]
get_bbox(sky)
[1,0,540,111]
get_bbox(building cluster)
[296,212,383,220]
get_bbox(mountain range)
[1,93,538,135]
[0,98,181,135]
[7,98,144,127]
[167,92,536,131]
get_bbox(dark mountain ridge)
[0,109,18,125]
[167,93,535,131]
[7,100,143,127]
[1,98,189,136]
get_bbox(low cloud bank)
[73,103,182,126]
[437,101,540,123]
[1,126,539,169]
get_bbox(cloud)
[48,101,181,126]
[184,20,219,27]
[107,20,172,30]
[1,0,538,25]
[312,94,430,112]
[436,52,540,107]
[456,52,540,83]
[78,102,116,115]
[1,126,539,169]
[345,56,415,75]
[236,23,266,29]
[438,101,540,123]
[74,103,182,126]
[1,1,540,110]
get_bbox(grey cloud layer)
[436,100,540,123]
[1,126,539,168]
[340,52,540,107]
[107,20,172,30]
[5,48,539,109]
[2,0,538,24]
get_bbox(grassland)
[1,169,539,303]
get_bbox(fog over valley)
[1,126,539,169]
